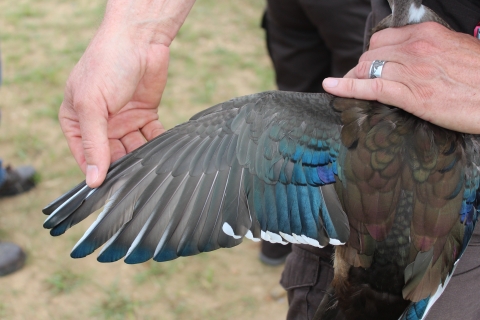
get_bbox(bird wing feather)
[43,91,350,263]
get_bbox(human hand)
[322,22,480,134]
[59,29,167,188]
[59,0,196,188]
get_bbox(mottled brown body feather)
[319,98,465,319]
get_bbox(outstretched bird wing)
[43,91,350,264]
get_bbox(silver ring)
[369,60,387,79]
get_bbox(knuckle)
[82,139,97,153]
[82,138,108,161]
[422,21,444,32]
[369,33,381,48]
[346,79,357,94]
[406,39,435,56]
[150,128,166,139]
[357,61,370,78]
[74,97,108,120]
[370,78,384,94]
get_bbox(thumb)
[77,105,111,188]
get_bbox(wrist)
[101,0,196,46]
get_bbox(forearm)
[100,0,197,46]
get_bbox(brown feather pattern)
[329,97,466,319]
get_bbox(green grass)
[201,295,260,319]
[9,131,46,160]
[34,93,62,122]
[91,283,137,320]
[187,265,217,292]
[3,4,46,22]
[45,268,85,294]
[134,260,185,285]
[0,302,10,319]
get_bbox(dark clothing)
[263,0,371,93]
[367,0,480,35]
[366,0,480,37]
[424,0,480,34]
[271,1,480,319]
[280,245,334,319]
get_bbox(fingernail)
[86,165,98,186]
[323,78,339,88]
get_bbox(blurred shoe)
[0,242,26,276]
[0,165,36,198]
[259,241,292,266]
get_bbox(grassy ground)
[0,1,288,319]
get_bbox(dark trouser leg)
[259,241,292,266]
[280,245,334,320]
[298,0,371,77]
[263,0,331,92]
[264,0,371,92]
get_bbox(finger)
[351,60,405,81]
[76,101,111,188]
[368,25,414,50]
[109,139,127,163]
[59,112,86,170]
[369,22,450,51]
[109,131,145,163]
[359,44,407,64]
[140,120,165,140]
[343,66,356,79]
[322,77,417,112]
[362,23,449,63]
[107,109,159,138]
[346,45,408,80]
[120,130,147,154]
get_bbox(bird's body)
[43,1,480,319]
[317,97,479,319]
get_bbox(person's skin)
[323,22,480,134]
[59,0,196,188]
